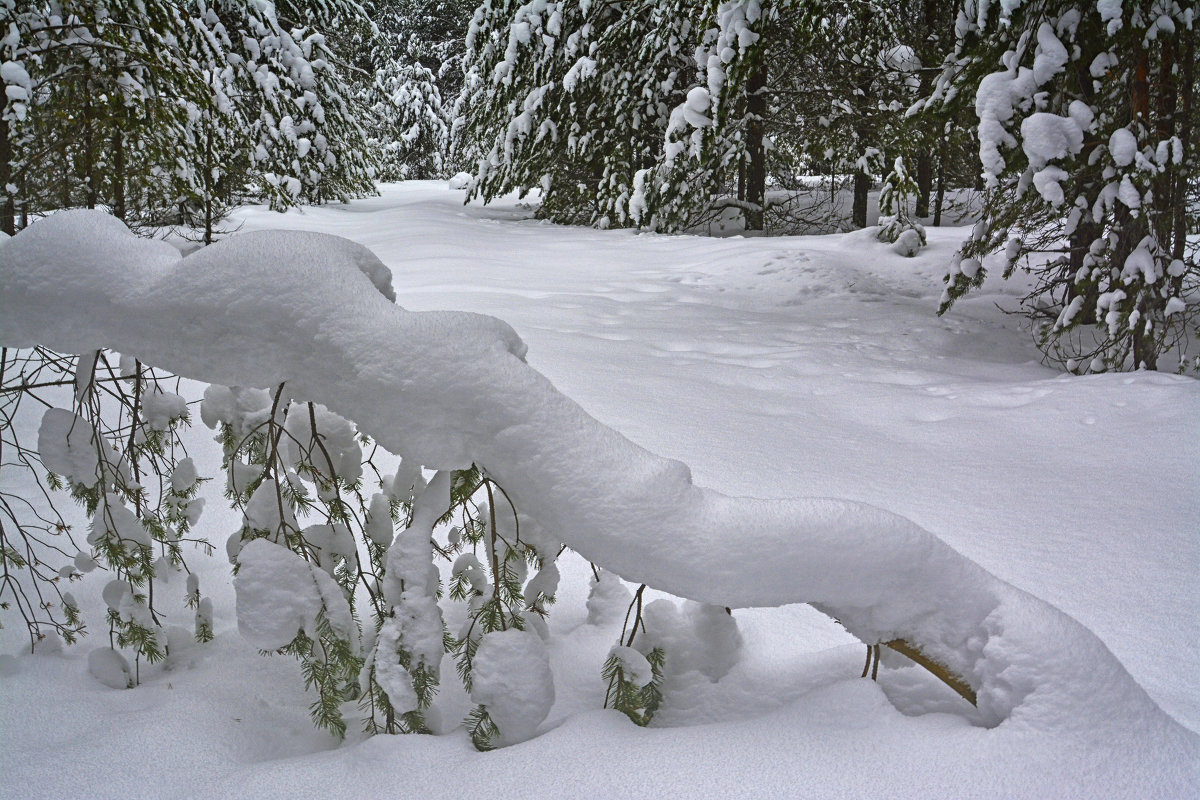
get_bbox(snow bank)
[0,210,1187,737]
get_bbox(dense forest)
[3,0,1195,370]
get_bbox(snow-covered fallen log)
[0,209,1186,737]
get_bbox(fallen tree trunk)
[0,210,1183,735]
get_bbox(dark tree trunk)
[112,128,126,222]
[1133,315,1158,371]
[735,94,747,203]
[852,168,870,229]
[59,142,73,209]
[82,76,97,210]
[916,153,933,217]
[204,124,215,245]
[914,0,939,219]
[744,62,767,232]
[1172,27,1194,264]
[0,110,13,236]
[933,127,948,226]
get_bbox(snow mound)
[87,647,133,689]
[470,629,555,746]
[0,210,1190,741]
[586,569,633,625]
[234,538,357,652]
[891,228,924,257]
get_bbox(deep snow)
[0,182,1196,799]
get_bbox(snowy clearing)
[1,182,1197,799]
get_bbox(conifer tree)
[933,0,1197,371]
[0,0,377,239]
[456,0,698,226]
[352,0,462,181]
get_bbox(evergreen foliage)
[932,0,1198,371]
[454,0,964,234]
[877,156,927,252]
[345,0,473,181]
[0,348,212,670]
[0,0,377,240]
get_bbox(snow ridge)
[0,210,1190,739]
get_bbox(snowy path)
[1,183,1197,799]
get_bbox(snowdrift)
[0,209,1192,744]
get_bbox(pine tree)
[198,0,377,210]
[0,1,217,231]
[351,0,466,181]
[934,0,1197,372]
[453,1,938,234]
[456,0,699,227]
[877,156,927,253]
[0,1,378,240]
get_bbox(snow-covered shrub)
[443,467,563,745]
[602,642,666,727]
[876,157,927,254]
[200,377,570,743]
[1,347,212,670]
[468,628,555,749]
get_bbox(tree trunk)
[1172,26,1194,264]
[933,126,948,226]
[82,76,97,210]
[204,123,214,245]
[913,0,939,219]
[744,62,767,232]
[916,152,933,218]
[112,128,126,223]
[1133,313,1158,371]
[852,168,870,229]
[0,110,13,236]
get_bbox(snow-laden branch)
[0,210,1182,734]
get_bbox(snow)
[608,645,653,686]
[37,408,101,487]
[1032,165,1070,206]
[642,600,742,682]
[1109,127,1138,167]
[975,67,1036,180]
[470,628,555,746]
[1117,174,1141,209]
[1032,23,1068,85]
[234,538,356,652]
[1,184,1197,798]
[141,390,187,430]
[587,569,633,625]
[892,227,924,256]
[87,647,133,690]
[1020,112,1084,169]
[171,457,198,492]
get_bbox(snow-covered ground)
[1,182,1197,798]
